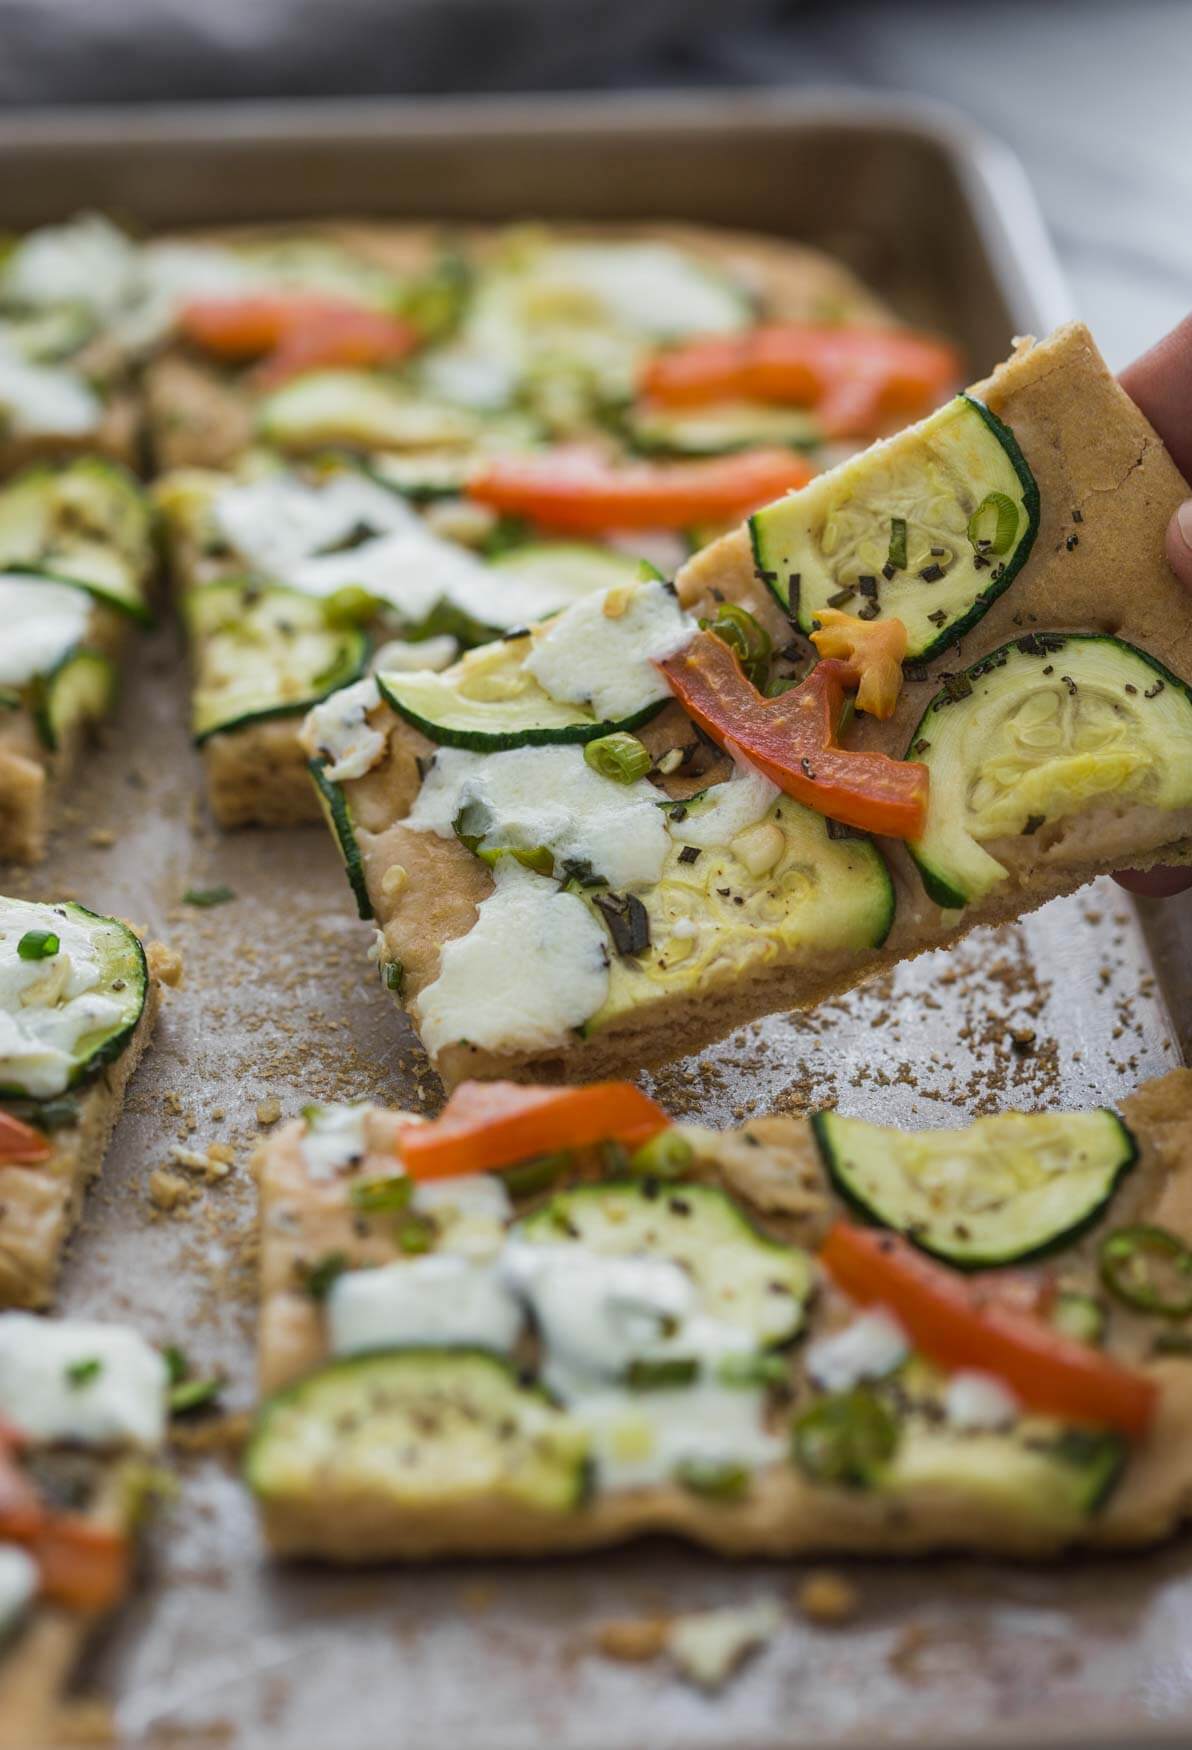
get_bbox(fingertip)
[1167,500,1192,591]
[1113,866,1192,899]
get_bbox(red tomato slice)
[398,1081,670,1181]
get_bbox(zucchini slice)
[750,395,1039,662]
[0,899,148,1101]
[905,634,1192,908]
[490,541,643,604]
[245,1347,588,1516]
[884,1421,1125,1521]
[309,757,373,921]
[586,798,895,1034]
[31,647,116,752]
[377,575,687,752]
[185,580,368,743]
[257,371,488,454]
[519,1181,812,1348]
[811,1107,1137,1267]
[627,401,821,458]
[0,459,156,624]
[0,304,97,365]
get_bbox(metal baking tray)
[3,88,1191,1750]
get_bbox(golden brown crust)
[0,390,140,481]
[254,1069,1192,1562]
[0,938,172,1308]
[342,321,1192,1085]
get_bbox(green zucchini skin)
[518,1178,813,1347]
[904,632,1192,909]
[749,394,1041,664]
[185,579,369,744]
[376,670,665,754]
[245,1345,590,1517]
[308,758,373,921]
[0,458,157,627]
[30,647,116,752]
[0,900,148,1101]
[811,1106,1139,1269]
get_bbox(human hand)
[1114,314,1192,898]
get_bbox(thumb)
[1168,501,1192,591]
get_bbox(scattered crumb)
[596,1616,670,1664]
[666,1599,781,1691]
[795,1570,859,1625]
[256,1096,282,1127]
[148,1169,199,1212]
[87,827,116,848]
[458,1582,496,1615]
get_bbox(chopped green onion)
[17,928,60,961]
[791,1388,899,1488]
[500,1151,571,1198]
[298,1251,349,1300]
[453,799,491,853]
[627,1129,693,1181]
[702,602,772,685]
[169,1374,225,1416]
[397,1216,435,1255]
[1050,1291,1106,1347]
[163,1345,190,1386]
[625,1357,699,1391]
[716,1352,791,1390]
[478,845,554,876]
[966,491,1019,556]
[350,1174,412,1214]
[382,959,405,996]
[322,584,383,627]
[637,558,667,584]
[674,1458,750,1501]
[1099,1224,1192,1317]
[183,885,235,908]
[887,516,908,571]
[584,733,652,785]
[65,1357,102,1390]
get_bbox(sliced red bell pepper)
[178,294,418,387]
[32,1514,131,1613]
[398,1080,670,1181]
[0,1110,52,1165]
[657,631,928,840]
[466,448,814,535]
[820,1223,1157,1440]
[639,323,962,439]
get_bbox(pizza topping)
[1099,1224,1192,1318]
[657,631,929,839]
[299,1103,370,1181]
[408,743,670,890]
[468,448,814,534]
[178,293,418,387]
[327,1254,524,1358]
[820,1224,1157,1439]
[0,901,147,1102]
[809,608,908,720]
[0,1314,168,1449]
[639,323,960,439]
[0,1110,52,1165]
[398,1077,668,1181]
[0,575,93,689]
[302,677,387,783]
[410,861,611,1058]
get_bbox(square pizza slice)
[154,452,670,829]
[0,459,156,863]
[0,899,179,1308]
[247,1070,1192,1562]
[0,1311,169,1748]
[307,321,1192,1086]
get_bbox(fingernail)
[1177,500,1192,553]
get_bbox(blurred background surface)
[0,0,1187,364]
